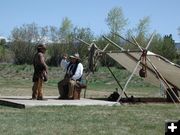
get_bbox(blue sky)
[0,0,180,42]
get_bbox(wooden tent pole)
[116,60,141,102]
[103,36,141,102]
[106,66,129,99]
[75,37,91,46]
[103,36,125,51]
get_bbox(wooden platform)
[0,96,117,109]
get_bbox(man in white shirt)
[58,53,83,99]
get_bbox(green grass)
[0,64,179,135]
[0,63,161,98]
[0,104,180,135]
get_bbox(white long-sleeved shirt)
[71,63,83,81]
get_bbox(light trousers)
[58,79,76,99]
[32,78,43,99]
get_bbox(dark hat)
[37,44,46,50]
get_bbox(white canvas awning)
[107,51,180,89]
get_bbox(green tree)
[10,23,49,44]
[10,23,50,64]
[124,28,137,50]
[47,43,70,66]
[0,38,6,61]
[135,16,150,48]
[161,34,177,61]
[49,26,59,42]
[11,23,39,43]
[149,33,163,54]
[72,26,94,60]
[105,7,127,41]
[59,17,73,44]
[48,18,73,66]
[10,41,36,64]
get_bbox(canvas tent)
[102,33,180,103]
[107,51,180,89]
[76,34,180,103]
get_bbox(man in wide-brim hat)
[37,44,46,50]
[69,53,80,60]
[58,53,83,99]
[32,44,48,100]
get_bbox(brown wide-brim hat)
[37,44,46,50]
[69,53,80,60]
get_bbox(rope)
[139,49,147,78]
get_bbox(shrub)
[10,41,36,64]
